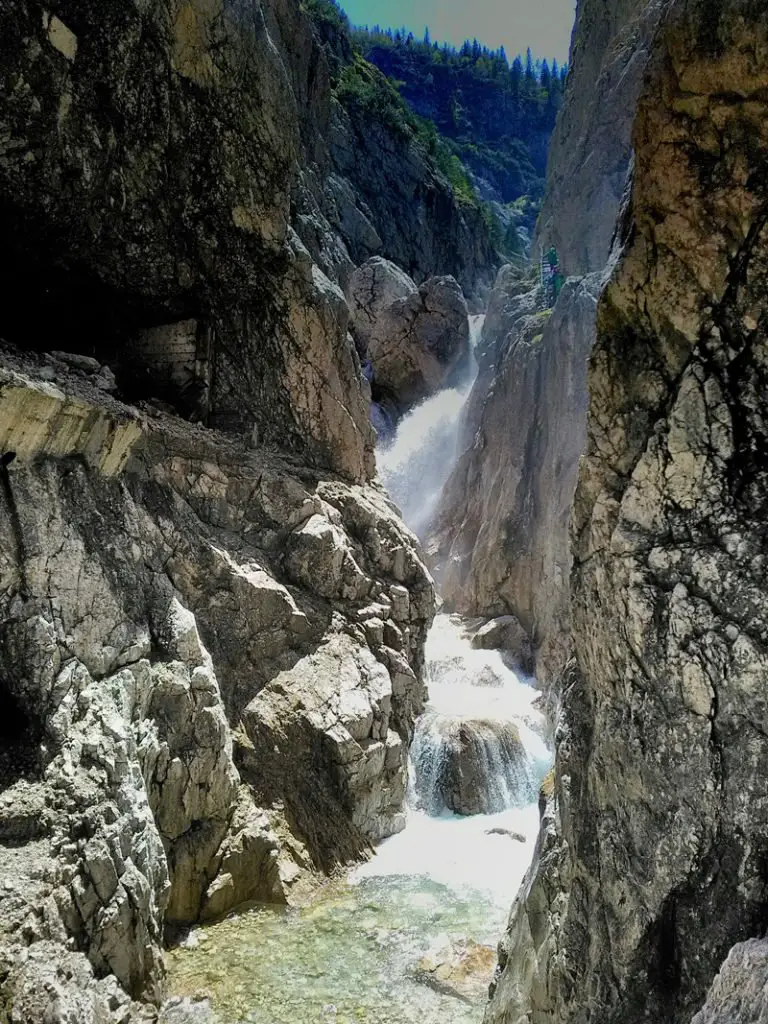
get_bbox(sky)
[339,0,577,62]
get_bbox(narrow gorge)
[1,0,768,1023]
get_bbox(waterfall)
[411,615,550,817]
[356,311,552,905]
[377,315,483,536]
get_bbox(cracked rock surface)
[348,257,471,414]
[485,2,768,1022]
[0,352,434,1022]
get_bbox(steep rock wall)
[428,0,665,687]
[486,2,768,1021]
[534,0,665,273]
[429,271,598,689]
[0,351,434,1023]
[0,2,459,1020]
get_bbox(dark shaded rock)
[486,3,768,1023]
[468,616,534,676]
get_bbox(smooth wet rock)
[413,716,532,816]
[484,828,526,843]
[469,616,534,675]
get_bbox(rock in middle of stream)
[411,715,534,816]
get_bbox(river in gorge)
[164,317,552,1024]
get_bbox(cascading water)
[164,313,552,1024]
[376,316,482,536]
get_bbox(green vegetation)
[334,57,477,206]
[304,0,566,261]
[351,26,566,204]
[300,0,350,34]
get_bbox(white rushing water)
[354,614,550,910]
[376,315,483,535]
[360,310,552,957]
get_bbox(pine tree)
[423,26,430,47]
[510,54,523,98]
[525,47,535,82]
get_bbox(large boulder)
[241,633,414,846]
[347,258,470,412]
[414,940,497,1005]
[412,716,533,816]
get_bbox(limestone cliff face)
[0,351,434,1023]
[534,0,665,273]
[486,2,768,1022]
[429,270,598,689]
[428,0,665,689]
[0,2,455,1020]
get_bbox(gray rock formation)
[430,271,599,689]
[534,0,665,273]
[412,716,532,816]
[0,348,435,1020]
[691,940,768,1024]
[486,2,768,1022]
[469,617,534,677]
[348,258,470,413]
[329,100,497,303]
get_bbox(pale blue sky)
[341,0,577,62]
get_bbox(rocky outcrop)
[329,98,497,303]
[348,258,470,413]
[430,270,599,689]
[0,347,434,1020]
[486,2,768,1022]
[691,940,768,1024]
[0,0,375,482]
[534,0,665,273]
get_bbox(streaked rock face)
[430,272,599,691]
[485,3,768,1023]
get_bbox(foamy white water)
[377,315,484,535]
[354,613,551,915]
[353,804,540,909]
